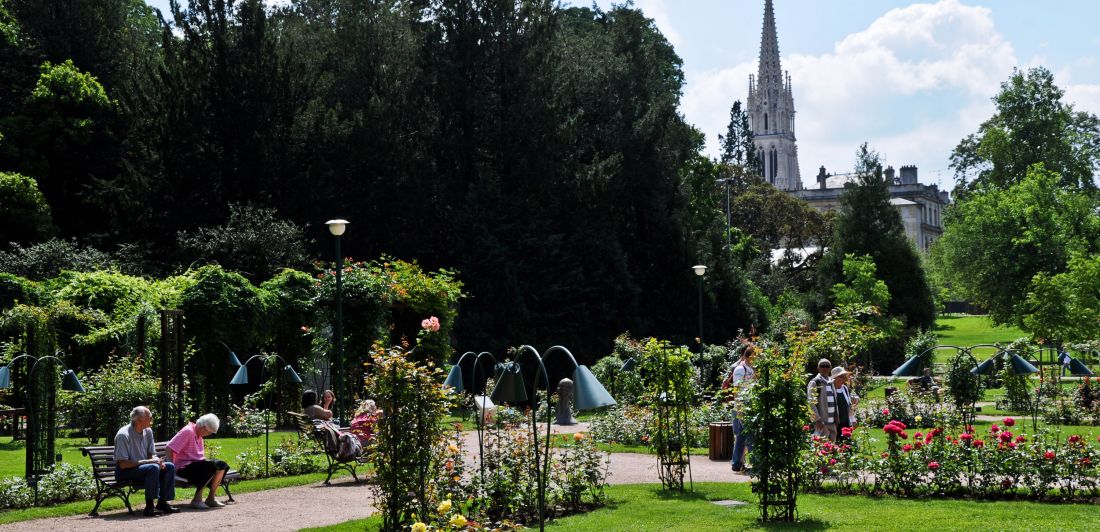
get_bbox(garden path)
[3,422,748,531]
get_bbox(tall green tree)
[816,144,935,330]
[718,99,760,176]
[950,67,1100,193]
[937,163,1100,327]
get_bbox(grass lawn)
[933,315,1025,362]
[307,482,1100,531]
[0,431,350,524]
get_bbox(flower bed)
[801,417,1100,501]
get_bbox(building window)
[764,113,768,131]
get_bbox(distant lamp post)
[489,345,616,532]
[1,352,85,479]
[971,348,1040,431]
[228,351,303,477]
[326,218,349,423]
[1068,358,1094,376]
[692,265,707,353]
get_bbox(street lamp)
[971,347,1039,431]
[489,345,616,532]
[0,352,85,479]
[228,351,303,477]
[442,351,498,485]
[692,265,707,353]
[326,218,349,424]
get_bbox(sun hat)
[830,366,850,379]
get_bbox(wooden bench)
[80,442,241,516]
[286,411,369,485]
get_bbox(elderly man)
[115,406,179,516]
[806,358,837,442]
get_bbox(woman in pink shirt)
[166,414,229,509]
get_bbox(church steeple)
[746,0,801,191]
[758,0,783,96]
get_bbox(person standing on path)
[807,359,837,442]
[723,343,756,472]
[831,366,857,441]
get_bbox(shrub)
[590,333,645,405]
[36,462,96,504]
[61,355,160,443]
[0,171,53,246]
[177,203,310,282]
[588,404,653,446]
[222,404,269,438]
[0,239,116,280]
[0,476,33,509]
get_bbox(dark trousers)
[116,462,176,503]
[178,459,229,488]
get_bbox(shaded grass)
[306,482,1100,531]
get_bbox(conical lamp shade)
[230,364,250,385]
[571,365,616,410]
[444,365,465,392]
[620,357,636,372]
[490,363,528,403]
[222,344,242,368]
[1069,358,1093,376]
[1008,353,1039,375]
[61,369,85,392]
[283,365,303,383]
[892,356,924,377]
[971,358,997,375]
[0,366,10,389]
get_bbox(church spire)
[746,0,801,191]
[757,0,783,95]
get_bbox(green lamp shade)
[620,357,636,372]
[892,356,924,377]
[283,365,303,384]
[1008,353,1039,375]
[444,365,465,392]
[971,358,997,375]
[61,369,85,392]
[230,365,250,385]
[0,365,11,389]
[490,362,528,403]
[571,365,616,410]
[1069,358,1093,376]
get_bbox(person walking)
[723,344,756,472]
[831,366,857,440]
[807,359,837,442]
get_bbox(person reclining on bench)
[115,406,179,516]
[167,413,230,509]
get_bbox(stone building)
[745,0,949,252]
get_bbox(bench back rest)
[81,442,171,481]
[286,411,342,456]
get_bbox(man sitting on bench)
[115,406,179,516]
[909,368,939,397]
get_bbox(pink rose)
[1003,417,1015,427]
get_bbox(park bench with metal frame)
[286,411,369,485]
[80,442,240,516]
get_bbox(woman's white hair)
[196,413,220,433]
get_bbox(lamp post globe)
[326,219,349,423]
[692,265,707,353]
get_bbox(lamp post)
[692,265,707,353]
[971,346,1039,431]
[326,219,349,423]
[228,352,303,477]
[0,352,85,479]
[489,345,616,532]
[442,351,498,485]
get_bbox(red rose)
[974,439,985,448]
[1015,435,1026,443]
[829,458,837,465]
[960,433,973,441]
[1068,434,1081,444]
[841,427,853,437]
[1044,450,1055,460]
[915,432,923,440]
[900,432,909,440]
[991,424,999,433]
[1008,442,1017,449]
[928,461,940,470]
[1003,417,1015,427]
[881,452,890,458]
[902,444,913,452]
[999,432,1012,443]
[803,424,811,432]
[1082,457,1092,467]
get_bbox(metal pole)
[334,235,344,424]
[725,180,731,256]
[262,359,269,478]
[697,275,705,353]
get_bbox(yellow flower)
[915,415,924,423]
[448,443,460,453]
[437,499,452,514]
[448,514,467,528]
[411,523,428,532]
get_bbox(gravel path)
[2,422,747,531]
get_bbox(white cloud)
[1065,84,1100,116]
[682,0,1018,187]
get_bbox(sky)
[148,0,1100,190]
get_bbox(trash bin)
[708,422,733,461]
